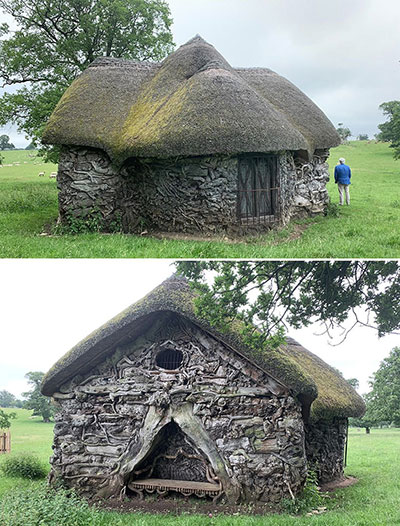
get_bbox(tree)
[23,371,54,422]
[0,390,17,407]
[366,347,400,426]
[175,261,400,349]
[0,0,174,160]
[0,408,16,429]
[357,134,369,141]
[336,123,352,142]
[346,378,360,390]
[349,410,376,434]
[377,101,400,159]
[0,134,15,150]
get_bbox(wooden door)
[238,156,279,222]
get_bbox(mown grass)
[0,408,53,496]
[1,408,400,525]
[0,142,399,258]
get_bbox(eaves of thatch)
[41,274,365,422]
[42,35,340,165]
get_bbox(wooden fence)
[0,431,11,453]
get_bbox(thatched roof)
[41,275,365,421]
[42,36,340,164]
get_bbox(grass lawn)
[0,142,399,258]
[1,408,400,525]
[0,408,53,496]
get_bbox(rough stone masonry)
[49,315,308,503]
[57,146,330,235]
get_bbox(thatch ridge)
[42,36,340,163]
[41,275,365,421]
[87,57,157,70]
[237,67,341,151]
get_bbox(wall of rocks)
[305,418,347,482]
[57,146,331,234]
[57,146,122,229]
[49,314,308,504]
[120,156,238,234]
[288,150,331,221]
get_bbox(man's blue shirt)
[334,164,351,185]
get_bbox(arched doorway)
[127,421,223,501]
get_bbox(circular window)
[155,348,183,370]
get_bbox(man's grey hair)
[339,157,346,163]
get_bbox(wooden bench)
[128,478,223,502]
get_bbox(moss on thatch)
[283,338,366,420]
[43,58,159,159]
[42,35,340,164]
[41,274,365,421]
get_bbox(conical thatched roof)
[42,36,340,164]
[41,275,365,421]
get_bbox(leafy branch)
[176,261,400,349]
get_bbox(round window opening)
[155,348,183,370]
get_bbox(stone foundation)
[56,146,331,234]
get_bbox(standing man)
[334,157,351,205]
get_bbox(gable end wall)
[49,315,308,504]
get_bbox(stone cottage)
[42,36,340,234]
[41,275,364,504]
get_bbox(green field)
[0,142,399,258]
[1,408,400,525]
[0,409,53,496]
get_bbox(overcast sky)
[1,0,400,147]
[0,259,398,399]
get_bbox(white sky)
[0,259,398,399]
[1,0,400,146]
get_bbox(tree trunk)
[365,427,370,434]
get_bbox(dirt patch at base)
[320,476,358,492]
[151,231,241,243]
[147,221,312,245]
[92,476,357,516]
[271,221,311,245]
[40,215,314,244]
[94,495,278,516]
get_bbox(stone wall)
[57,146,122,229]
[277,151,296,225]
[57,146,331,234]
[50,314,308,504]
[305,418,347,482]
[289,150,330,220]
[120,156,238,234]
